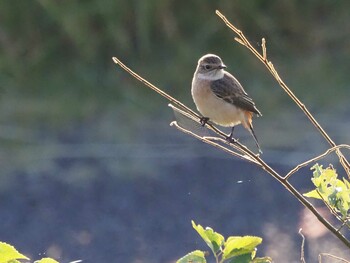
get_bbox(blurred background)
[1,0,350,262]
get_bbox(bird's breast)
[191,77,242,127]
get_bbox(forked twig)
[170,121,258,164]
[284,144,350,180]
[215,10,350,178]
[168,103,255,158]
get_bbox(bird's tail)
[249,124,262,154]
[243,111,262,154]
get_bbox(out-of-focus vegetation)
[0,0,350,129]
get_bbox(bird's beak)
[218,64,227,69]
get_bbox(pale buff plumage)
[191,54,262,153]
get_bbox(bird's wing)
[210,72,262,116]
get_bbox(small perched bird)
[191,54,262,153]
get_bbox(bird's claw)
[199,117,209,127]
[226,135,238,144]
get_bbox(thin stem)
[284,144,350,180]
[112,57,199,118]
[171,121,259,165]
[214,254,219,263]
[316,189,349,231]
[319,253,350,263]
[299,229,306,263]
[168,103,259,158]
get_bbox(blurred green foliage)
[0,0,349,127]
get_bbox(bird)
[191,54,262,153]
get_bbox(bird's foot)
[226,134,238,144]
[199,117,209,127]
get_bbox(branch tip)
[234,37,245,46]
[112,57,119,64]
[262,38,267,60]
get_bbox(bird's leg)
[199,117,209,127]
[226,126,237,143]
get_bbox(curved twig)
[319,253,350,263]
[284,144,350,180]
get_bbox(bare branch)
[170,121,259,164]
[168,103,260,158]
[215,10,350,178]
[112,57,199,119]
[112,11,350,249]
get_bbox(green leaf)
[35,258,60,263]
[0,242,29,263]
[333,180,350,217]
[306,164,350,218]
[311,164,323,178]
[253,257,273,263]
[227,253,252,263]
[34,258,59,263]
[343,178,350,189]
[223,236,262,260]
[191,221,224,254]
[176,250,206,263]
[303,189,323,199]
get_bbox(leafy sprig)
[0,242,67,263]
[304,164,350,222]
[176,221,272,263]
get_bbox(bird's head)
[195,54,226,80]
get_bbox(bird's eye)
[204,65,211,70]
